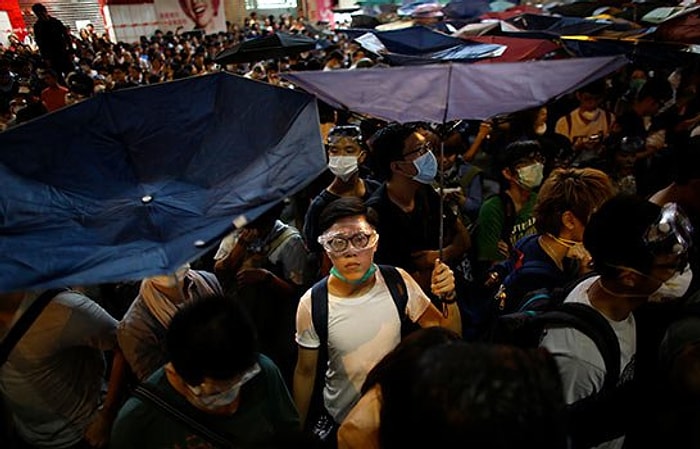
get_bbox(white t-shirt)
[296,268,431,422]
[0,291,118,448]
[540,276,636,449]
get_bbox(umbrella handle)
[438,141,444,262]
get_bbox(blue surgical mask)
[330,264,377,285]
[412,151,438,184]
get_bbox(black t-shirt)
[366,183,456,273]
[33,18,69,59]
[615,110,647,139]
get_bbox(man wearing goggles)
[111,296,300,448]
[303,125,381,254]
[541,196,693,449]
[294,197,462,433]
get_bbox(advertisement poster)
[0,0,27,41]
[154,0,226,35]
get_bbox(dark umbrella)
[282,56,627,122]
[214,32,317,65]
[0,72,326,292]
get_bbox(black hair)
[166,295,258,386]
[318,197,378,235]
[31,3,47,15]
[497,140,543,172]
[380,343,567,449]
[362,327,460,394]
[584,194,661,277]
[578,79,607,96]
[368,123,415,180]
[637,77,673,104]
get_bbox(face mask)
[535,123,547,135]
[330,263,377,285]
[516,162,544,190]
[630,78,646,92]
[328,155,359,182]
[649,266,693,303]
[412,151,438,184]
[580,109,600,121]
[187,363,261,410]
[189,384,241,409]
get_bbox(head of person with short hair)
[379,343,568,449]
[634,77,673,118]
[325,125,367,182]
[535,167,615,242]
[584,195,693,304]
[369,122,438,185]
[497,140,545,192]
[318,197,379,285]
[576,80,607,116]
[164,295,258,415]
[31,3,49,20]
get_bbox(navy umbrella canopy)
[214,32,317,64]
[0,72,326,292]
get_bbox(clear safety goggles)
[318,230,378,254]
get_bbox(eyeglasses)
[403,141,433,160]
[187,363,261,397]
[318,230,378,254]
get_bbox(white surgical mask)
[649,265,693,303]
[187,363,261,410]
[535,123,547,135]
[412,150,438,184]
[516,162,544,190]
[328,155,359,182]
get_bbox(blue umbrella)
[282,55,627,122]
[0,72,326,293]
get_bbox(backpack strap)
[310,277,330,352]
[499,192,517,245]
[459,165,482,192]
[0,288,65,368]
[537,302,621,391]
[565,113,573,139]
[377,265,408,320]
[133,383,235,449]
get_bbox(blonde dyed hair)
[534,168,615,235]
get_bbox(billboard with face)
[154,0,226,35]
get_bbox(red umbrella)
[466,35,562,63]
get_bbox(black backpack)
[483,275,627,449]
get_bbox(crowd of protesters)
[2,2,700,449]
[0,5,347,130]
